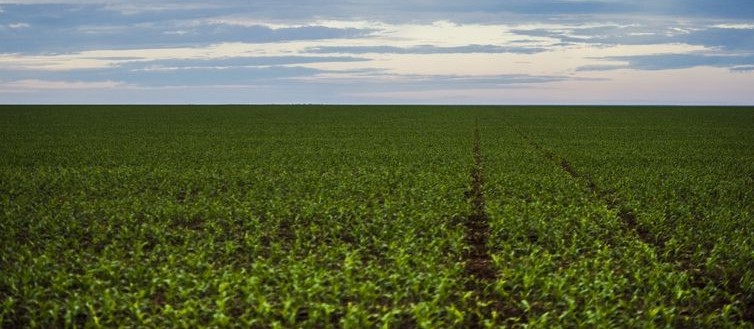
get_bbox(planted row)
[1,106,478,327]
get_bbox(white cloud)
[628,32,656,36]
[8,22,30,29]
[711,23,754,30]
[0,17,742,104]
[0,19,712,78]
[203,17,308,30]
[163,30,189,35]
[0,79,127,90]
[0,43,265,70]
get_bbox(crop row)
[1,106,478,327]
[1,105,752,328]
[497,106,754,325]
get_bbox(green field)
[1,105,753,328]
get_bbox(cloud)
[2,1,754,104]
[683,27,754,51]
[0,44,372,71]
[0,79,125,90]
[577,54,754,71]
[2,0,754,22]
[121,65,326,86]
[576,64,628,71]
[0,63,572,89]
[512,23,754,52]
[7,22,28,28]
[0,55,373,87]
[2,22,373,53]
[730,65,754,72]
[298,72,573,86]
[0,4,374,53]
[711,23,754,30]
[129,56,370,69]
[305,44,547,54]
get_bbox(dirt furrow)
[463,123,517,327]
[465,123,494,283]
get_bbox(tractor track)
[463,123,524,327]
[510,126,754,324]
[465,123,494,283]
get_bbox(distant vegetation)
[1,105,752,327]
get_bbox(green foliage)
[0,105,751,327]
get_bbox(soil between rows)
[463,124,515,327]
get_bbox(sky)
[1,0,753,104]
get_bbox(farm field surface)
[1,105,753,328]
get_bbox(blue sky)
[1,0,753,104]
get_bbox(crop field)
[1,105,753,328]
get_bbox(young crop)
[0,105,751,327]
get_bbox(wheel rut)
[465,123,494,283]
[513,129,655,247]
[463,123,521,327]
[511,127,753,324]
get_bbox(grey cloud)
[0,65,326,86]
[124,66,325,86]
[305,44,548,55]
[683,27,754,51]
[395,73,569,85]
[0,64,573,90]
[512,24,754,52]
[307,73,574,91]
[730,65,754,72]
[576,64,629,71]
[128,56,371,68]
[0,4,374,53]
[2,24,373,54]
[0,56,372,86]
[4,1,753,57]
[0,65,582,105]
[510,25,670,46]
[71,1,754,20]
[577,54,754,71]
[4,1,754,27]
